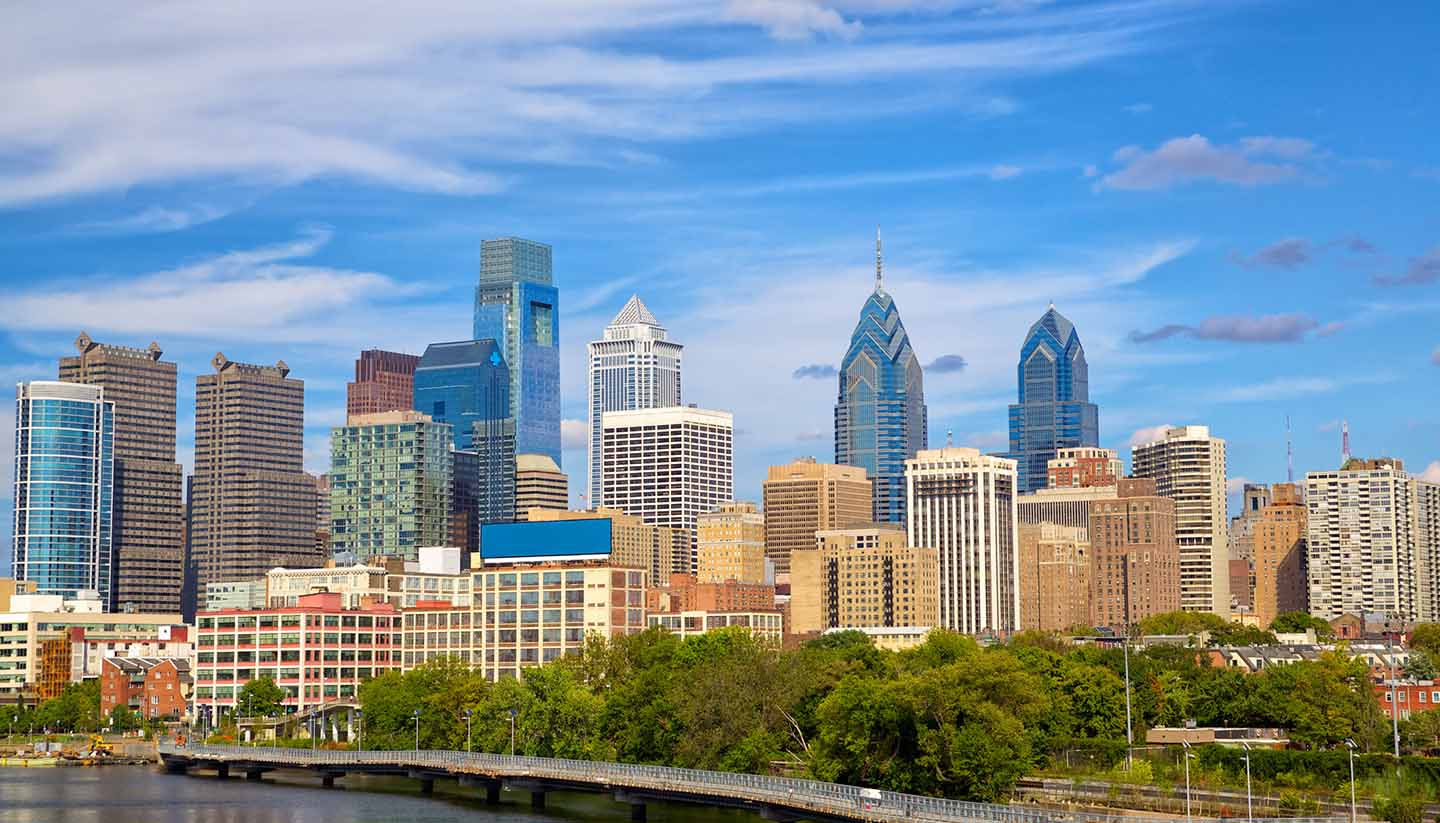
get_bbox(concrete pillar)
[531,791,546,809]
[486,782,501,804]
[630,802,647,822]
[216,764,229,780]
[420,778,435,795]
[245,769,264,781]
[322,774,336,788]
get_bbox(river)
[0,765,764,823]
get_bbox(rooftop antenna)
[1285,415,1294,483]
[1341,420,1351,464]
[875,226,883,291]
[946,428,954,448]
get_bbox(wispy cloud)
[1098,134,1321,191]
[1128,423,1173,448]
[73,204,234,235]
[1373,248,1440,286]
[1231,238,1310,270]
[1432,347,1440,367]
[1215,373,1395,403]
[925,354,968,373]
[1130,313,1326,344]
[792,363,839,380]
[561,419,588,450]
[1420,462,1440,483]
[1123,102,1153,114]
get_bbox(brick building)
[100,657,191,720]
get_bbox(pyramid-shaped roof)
[1026,305,1077,347]
[611,294,660,327]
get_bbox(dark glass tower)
[1006,305,1100,493]
[413,340,510,451]
[834,232,927,526]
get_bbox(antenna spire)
[1341,420,1351,464]
[875,225,883,291]
[1286,415,1294,483]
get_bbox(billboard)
[480,519,613,564]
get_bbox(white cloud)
[73,204,234,234]
[727,0,862,40]
[561,419,589,450]
[1226,476,1252,495]
[1128,423,1173,449]
[1099,134,1320,191]
[1215,374,1394,404]
[1419,462,1440,484]
[988,164,1023,180]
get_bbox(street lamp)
[508,708,517,756]
[1122,627,1134,770]
[462,709,472,753]
[1180,740,1193,823]
[356,709,364,751]
[1344,739,1357,823]
[1240,742,1253,823]
[413,709,421,752]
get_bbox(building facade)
[413,339,510,452]
[790,525,939,636]
[1046,447,1121,489]
[59,334,184,613]
[905,448,1018,635]
[649,611,784,643]
[470,417,517,525]
[1088,478,1180,629]
[515,453,568,516]
[523,508,679,586]
[473,237,561,464]
[834,233,926,526]
[587,295,682,508]
[761,458,872,577]
[12,381,114,600]
[697,502,767,585]
[1252,482,1307,628]
[266,563,390,609]
[100,657,190,720]
[1417,481,1440,623]
[1306,459,1418,621]
[329,411,453,562]
[1017,522,1090,633]
[1131,425,1230,617]
[345,349,419,422]
[1017,484,1118,536]
[1006,306,1100,494]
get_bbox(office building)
[1089,478,1180,629]
[761,458,872,577]
[1017,522,1090,632]
[1006,306,1100,494]
[346,349,420,422]
[312,474,331,557]
[1131,425,1230,617]
[647,574,776,615]
[1046,447,1121,489]
[790,524,939,636]
[1227,483,1272,614]
[189,355,321,611]
[515,454,569,516]
[473,237,561,464]
[649,611,784,643]
[600,406,733,573]
[1419,481,1440,623]
[59,334,184,613]
[413,339,510,451]
[1017,484,1118,536]
[266,563,389,609]
[0,579,37,612]
[1306,458,1419,621]
[450,450,482,555]
[472,418,517,525]
[697,502,767,585]
[203,580,267,611]
[12,381,114,600]
[522,509,680,585]
[587,295,682,508]
[329,411,453,562]
[1252,483,1307,628]
[906,447,1018,635]
[834,233,927,525]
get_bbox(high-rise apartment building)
[413,340,510,451]
[790,524,939,636]
[524,508,681,585]
[1007,306,1100,494]
[188,355,320,611]
[1252,482,1307,627]
[1131,425,1230,617]
[906,447,1018,635]
[1088,478,1180,629]
[473,237,561,464]
[329,411,452,562]
[312,473,331,557]
[600,406,733,574]
[1017,522,1090,632]
[761,458,872,577]
[58,334,184,612]
[1417,481,1440,623]
[1305,459,1418,621]
[1046,447,1121,489]
[346,349,419,423]
[12,382,114,599]
[835,233,926,526]
[1227,483,1272,615]
[587,295,682,508]
[696,502,767,585]
[515,454,569,516]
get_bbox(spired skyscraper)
[835,231,927,526]
[473,237,561,465]
[1006,305,1099,494]
[587,295,682,508]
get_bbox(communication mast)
[1341,420,1351,464]
[1286,416,1294,483]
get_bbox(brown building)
[100,657,190,720]
[525,508,681,584]
[1089,478,1180,629]
[697,502,768,584]
[789,525,939,636]
[59,333,185,613]
[1046,447,1122,489]
[647,574,777,615]
[346,349,419,423]
[0,578,37,612]
[189,355,321,612]
[762,458,872,577]
[1253,483,1307,627]
[1018,522,1090,632]
[515,454,569,516]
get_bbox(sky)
[3,1,1439,567]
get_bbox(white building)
[1305,460,1419,621]
[1419,480,1440,622]
[587,296,683,508]
[600,406,733,574]
[905,447,1019,635]
[1131,425,1230,617]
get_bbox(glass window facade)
[329,416,453,561]
[413,340,510,451]
[1006,307,1100,493]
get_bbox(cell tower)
[1341,420,1351,464]
[1286,416,1294,483]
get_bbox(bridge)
[158,743,1343,823]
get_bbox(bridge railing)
[159,743,1343,823]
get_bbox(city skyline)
[3,3,1440,560]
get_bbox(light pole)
[508,708,517,756]
[413,709,421,752]
[1122,628,1134,770]
[463,709,472,753]
[1240,742,1253,823]
[1344,739,1357,823]
[1181,740,1193,823]
[1386,623,1401,773]
[356,709,364,751]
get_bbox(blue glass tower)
[413,340,511,451]
[835,232,927,525]
[1006,305,1100,493]
[12,381,114,599]
[473,237,561,465]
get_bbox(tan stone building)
[1018,522,1090,632]
[697,502,767,584]
[762,458,872,577]
[524,508,680,584]
[1253,483,1307,627]
[789,525,938,636]
[515,454,569,515]
[1130,425,1229,617]
[1089,478,1180,629]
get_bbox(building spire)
[875,225,884,291]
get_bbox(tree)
[107,705,140,733]
[33,680,101,733]
[236,677,287,718]
[1403,650,1438,681]
[1410,623,1440,657]
[1269,611,1335,639]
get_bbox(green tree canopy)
[1269,611,1336,639]
[237,676,287,717]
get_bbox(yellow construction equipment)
[87,736,114,757]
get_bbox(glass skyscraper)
[473,237,561,465]
[834,234,927,526]
[413,339,511,451]
[1006,305,1100,493]
[12,381,115,599]
[329,411,453,562]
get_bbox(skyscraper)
[1131,425,1230,617]
[587,295,682,508]
[761,458,872,577]
[473,237,561,464]
[58,333,183,612]
[1417,480,1440,623]
[413,340,510,451]
[696,502,767,585]
[515,454,569,517]
[1006,305,1099,494]
[329,411,453,562]
[346,349,420,423]
[1089,478,1180,629]
[188,355,320,610]
[470,417,517,525]
[835,232,926,525]
[906,447,1019,635]
[12,381,114,599]
[1305,458,1418,621]
[1252,482,1307,627]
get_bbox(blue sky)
[3,0,1439,564]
